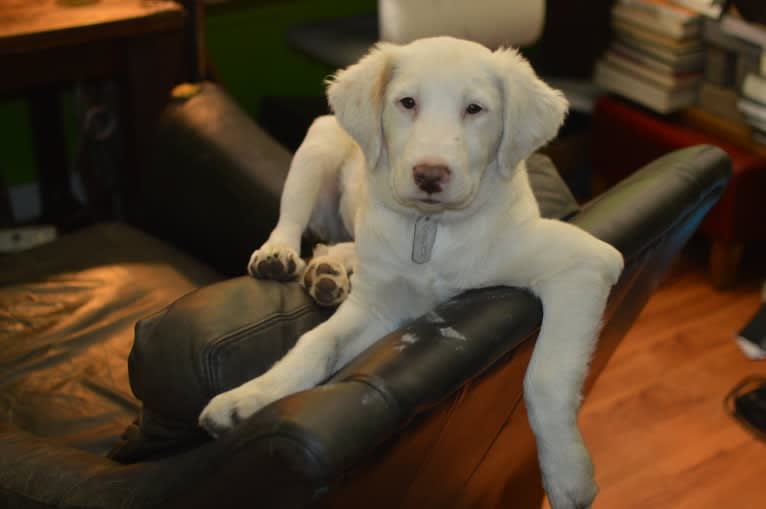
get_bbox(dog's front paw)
[247,244,305,281]
[301,255,350,307]
[540,442,598,509]
[198,385,275,438]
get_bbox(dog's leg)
[199,293,389,436]
[248,117,349,280]
[302,242,357,306]
[525,272,607,509]
[247,151,316,280]
[512,221,623,509]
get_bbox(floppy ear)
[492,48,569,179]
[326,43,396,169]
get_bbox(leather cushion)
[0,223,220,455]
[526,153,579,220]
[110,277,334,462]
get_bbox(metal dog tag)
[412,216,438,264]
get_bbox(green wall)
[206,0,376,117]
[0,99,36,186]
[0,0,376,186]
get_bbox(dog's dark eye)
[466,103,483,115]
[400,97,417,110]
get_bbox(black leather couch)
[0,83,731,509]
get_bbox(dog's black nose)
[413,164,451,194]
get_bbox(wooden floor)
[544,249,766,509]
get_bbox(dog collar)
[412,215,438,264]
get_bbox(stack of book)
[723,14,766,146]
[690,13,766,148]
[594,0,705,114]
[741,72,766,145]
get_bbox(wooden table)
[0,0,186,225]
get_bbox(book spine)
[672,0,723,18]
[613,8,687,39]
[738,97,766,123]
[742,73,766,104]
[703,17,762,57]
[620,0,698,22]
[595,60,696,113]
[720,15,766,49]
[704,45,738,86]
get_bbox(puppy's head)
[327,37,568,214]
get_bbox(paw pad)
[302,258,349,307]
[247,245,304,281]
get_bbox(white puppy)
[200,37,623,509]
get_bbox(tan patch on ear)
[362,52,393,168]
[326,43,397,168]
[370,58,393,108]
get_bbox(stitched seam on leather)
[336,375,407,421]
[209,304,319,355]
[202,304,321,393]
[206,304,318,349]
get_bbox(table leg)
[710,239,744,288]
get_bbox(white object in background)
[736,337,766,360]
[378,0,545,49]
[0,225,57,253]
[8,173,86,223]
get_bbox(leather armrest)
[139,82,293,276]
[573,144,730,260]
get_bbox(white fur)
[199,37,623,509]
